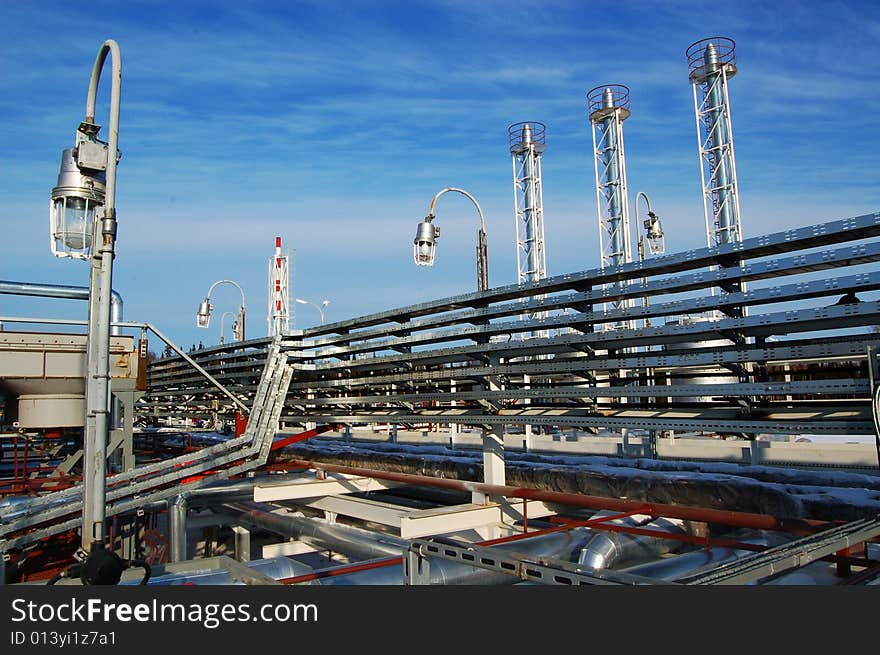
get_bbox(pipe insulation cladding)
[577,512,687,570]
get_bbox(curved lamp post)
[196,279,246,341]
[413,187,489,292]
[219,311,237,344]
[295,297,329,325]
[635,191,665,259]
[48,39,121,566]
[634,191,665,326]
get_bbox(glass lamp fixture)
[49,145,106,259]
[644,211,665,255]
[413,218,439,266]
[196,298,213,328]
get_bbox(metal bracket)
[406,539,669,585]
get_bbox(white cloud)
[1,1,878,347]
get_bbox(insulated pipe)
[224,502,601,585]
[287,458,817,532]
[618,531,791,582]
[169,480,293,562]
[120,557,314,586]
[0,280,123,335]
[622,546,743,581]
[169,496,187,563]
[223,502,407,562]
[316,527,597,586]
[577,512,686,570]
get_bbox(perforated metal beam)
[405,539,670,585]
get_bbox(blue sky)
[1,0,878,351]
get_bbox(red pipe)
[280,556,402,584]
[287,458,819,532]
[836,547,852,577]
[549,516,769,552]
[479,510,644,547]
[270,424,340,452]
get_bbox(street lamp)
[635,191,666,327]
[49,39,122,576]
[295,297,329,325]
[413,187,489,292]
[219,311,237,344]
[196,279,246,341]
[635,191,665,259]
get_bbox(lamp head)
[644,211,665,255]
[49,148,106,260]
[413,217,439,266]
[196,298,213,328]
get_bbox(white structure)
[268,236,291,336]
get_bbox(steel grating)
[139,211,880,439]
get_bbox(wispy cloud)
[1,0,877,347]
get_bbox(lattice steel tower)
[267,236,291,336]
[688,36,742,246]
[509,122,547,285]
[589,85,633,274]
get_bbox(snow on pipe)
[577,511,687,570]
[285,458,813,531]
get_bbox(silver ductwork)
[220,501,599,585]
[222,502,408,562]
[0,280,123,334]
[618,530,793,582]
[169,479,300,562]
[577,512,686,570]
[308,528,597,586]
[120,557,313,586]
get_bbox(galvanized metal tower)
[268,236,291,336]
[509,122,547,286]
[589,85,633,274]
[688,36,742,246]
